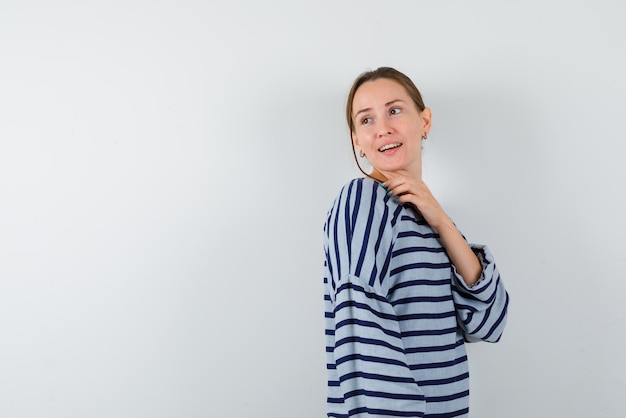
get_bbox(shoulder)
[329,177,385,213]
[324,178,407,293]
[325,177,404,234]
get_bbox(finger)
[386,183,411,198]
[380,177,401,190]
[381,178,399,195]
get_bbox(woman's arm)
[382,176,481,286]
[382,175,509,342]
[431,217,481,286]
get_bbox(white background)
[1,1,625,417]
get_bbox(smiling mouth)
[379,143,402,152]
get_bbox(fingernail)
[381,181,387,187]
[393,196,399,204]
[386,189,392,197]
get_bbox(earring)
[359,150,366,158]
[422,134,428,140]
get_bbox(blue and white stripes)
[324,178,509,417]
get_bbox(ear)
[421,107,432,135]
[351,131,362,154]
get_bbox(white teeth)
[379,143,401,152]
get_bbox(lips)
[378,142,402,152]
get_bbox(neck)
[371,166,422,183]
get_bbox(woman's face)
[351,78,431,178]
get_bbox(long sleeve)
[324,178,426,417]
[451,244,509,343]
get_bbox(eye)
[360,116,372,125]
[390,107,402,115]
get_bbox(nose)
[378,125,392,137]
[377,119,392,137]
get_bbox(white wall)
[1,1,625,417]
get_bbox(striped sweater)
[323,178,509,417]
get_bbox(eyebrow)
[353,99,406,119]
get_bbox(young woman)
[323,67,509,417]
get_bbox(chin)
[376,164,406,173]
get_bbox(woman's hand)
[382,175,452,231]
